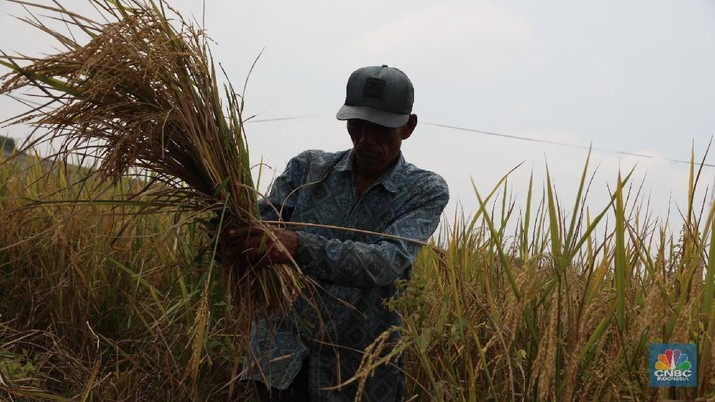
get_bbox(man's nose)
[356,128,378,145]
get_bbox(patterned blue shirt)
[243,149,449,401]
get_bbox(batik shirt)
[242,149,449,401]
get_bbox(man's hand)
[223,224,299,268]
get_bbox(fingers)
[226,224,264,240]
[220,224,296,267]
[220,232,261,260]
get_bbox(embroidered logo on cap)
[363,78,385,100]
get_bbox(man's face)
[347,118,413,177]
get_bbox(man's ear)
[401,114,418,140]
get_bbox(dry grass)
[2,1,715,401]
[386,153,715,401]
[2,133,715,401]
[1,147,256,400]
[0,0,313,356]
[0,1,317,399]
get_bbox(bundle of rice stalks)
[0,0,306,321]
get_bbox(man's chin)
[355,151,382,162]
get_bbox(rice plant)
[0,0,313,364]
[3,133,715,401]
[1,145,258,400]
[388,150,715,401]
[0,1,314,399]
[1,1,714,401]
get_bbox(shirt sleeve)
[295,178,449,288]
[257,153,308,222]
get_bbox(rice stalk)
[0,0,310,332]
[700,204,715,391]
[615,173,626,332]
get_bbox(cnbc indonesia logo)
[654,349,691,380]
[649,344,697,387]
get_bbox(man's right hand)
[222,224,299,268]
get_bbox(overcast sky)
[2,0,715,230]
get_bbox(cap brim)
[336,105,410,128]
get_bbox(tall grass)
[391,152,715,401]
[1,149,255,400]
[1,1,714,401]
[0,3,314,397]
[3,146,714,400]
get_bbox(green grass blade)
[614,173,626,332]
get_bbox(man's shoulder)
[289,149,348,167]
[282,149,350,182]
[395,159,449,195]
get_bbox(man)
[229,65,449,401]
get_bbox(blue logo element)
[649,343,697,387]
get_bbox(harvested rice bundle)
[0,0,306,315]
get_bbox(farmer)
[228,65,449,401]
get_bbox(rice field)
[1,146,714,401]
[1,0,714,401]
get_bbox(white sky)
[2,0,715,230]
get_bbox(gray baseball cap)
[336,65,414,128]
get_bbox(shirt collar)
[335,149,405,194]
